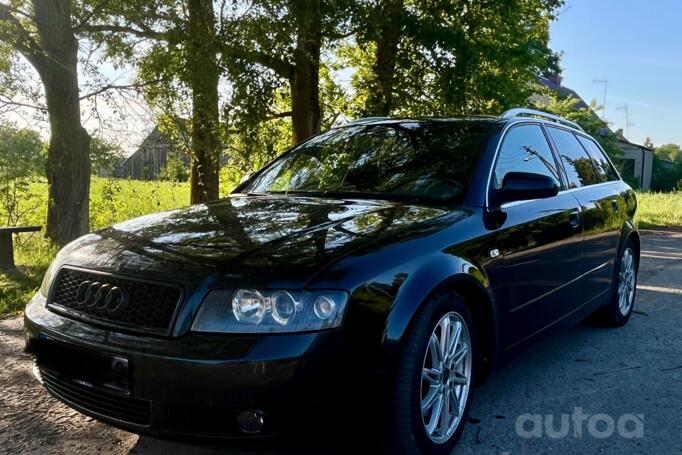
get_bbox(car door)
[491,123,584,349]
[577,134,625,256]
[546,127,621,305]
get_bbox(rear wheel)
[385,291,476,455]
[598,239,638,326]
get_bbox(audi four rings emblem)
[75,280,130,314]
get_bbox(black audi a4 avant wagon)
[25,108,639,454]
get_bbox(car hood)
[57,194,450,285]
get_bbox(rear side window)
[577,136,619,182]
[547,127,600,188]
[493,124,561,189]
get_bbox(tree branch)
[243,49,294,79]
[77,23,164,40]
[0,2,44,67]
[0,93,46,112]
[79,78,167,100]
[74,0,113,29]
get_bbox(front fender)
[382,251,497,358]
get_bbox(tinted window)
[245,122,495,203]
[577,136,619,182]
[493,124,560,189]
[547,127,600,188]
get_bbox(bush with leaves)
[90,138,124,176]
[159,153,189,182]
[0,124,45,226]
[651,155,682,192]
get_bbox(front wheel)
[385,291,477,455]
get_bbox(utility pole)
[593,79,608,120]
[617,104,634,138]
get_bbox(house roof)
[536,76,591,110]
[614,128,654,152]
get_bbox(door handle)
[611,199,619,212]
[569,209,581,228]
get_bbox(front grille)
[48,266,183,335]
[40,368,151,426]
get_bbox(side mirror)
[496,172,559,205]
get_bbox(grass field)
[636,192,682,229]
[1,181,681,316]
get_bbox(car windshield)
[242,121,495,203]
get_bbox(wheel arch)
[620,221,641,263]
[383,255,500,382]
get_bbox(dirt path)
[0,317,136,454]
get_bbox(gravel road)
[1,229,681,454]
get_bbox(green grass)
[636,191,682,229]
[1,184,681,317]
[0,177,189,316]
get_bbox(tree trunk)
[187,0,220,203]
[289,0,321,144]
[33,0,91,245]
[365,0,404,116]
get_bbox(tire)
[385,291,477,455]
[598,238,639,327]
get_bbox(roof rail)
[345,117,391,125]
[501,108,584,132]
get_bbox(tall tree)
[289,0,322,142]
[361,0,404,116]
[78,0,221,203]
[221,0,351,144]
[348,0,564,117]
[0,0,91,245]
[187,0,220,202]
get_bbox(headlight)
[191,289,349,334]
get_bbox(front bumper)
[24,293,366,440]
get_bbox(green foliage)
[651,155,682,192]
[0,235,58,316]
[90,137,124,176]
[651,144,682,192]
[0,123,45,226]
[159,153,189,182]
[655,143,681,163]
[347,0,564,116]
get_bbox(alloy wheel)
[420,311,472,444]
[618,247,636,316]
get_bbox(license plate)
[34,338,131,395]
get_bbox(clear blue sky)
[550,0,680,147]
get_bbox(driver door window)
[493,124,561,190]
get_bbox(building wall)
[621,146,653,191]
[116,128,190,180]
